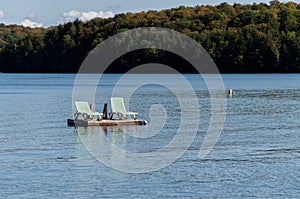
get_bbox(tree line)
[1,0,300,73]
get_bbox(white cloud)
[28,12,36,19]
[20,19,43,28]
[64,10,81,18]
[61,10,114,23]
[0,10,4,18]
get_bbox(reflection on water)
[77,126,136,153]
[77,126,146,173]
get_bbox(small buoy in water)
[228,89,233,96]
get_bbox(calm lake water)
[0,73,299,198]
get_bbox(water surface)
[0,74,299,198]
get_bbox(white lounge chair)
[109,97,138,120]
[74,101,103,120]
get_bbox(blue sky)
[0,0,296,27]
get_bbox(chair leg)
[119,113,123,119]
[83,113,89,120]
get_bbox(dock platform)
[67,119,147,127]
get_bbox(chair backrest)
[75,101,92,114]
[111,97,127,113]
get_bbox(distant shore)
[1,1,300,73]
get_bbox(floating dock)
[67,119,147,127]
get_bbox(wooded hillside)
[1,1,300,73]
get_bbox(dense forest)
[1,1,300,73]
